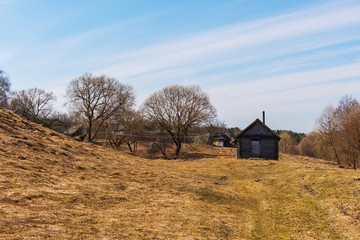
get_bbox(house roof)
[210,133,231,141]
[234,118,280,141]
[64,124,84,136]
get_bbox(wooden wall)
[236,137,279,160]
[259,138,278,160]
[237,137,251,158]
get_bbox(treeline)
[0,70,219,159]
[227,127,241,138]
[279,95,360,169]
[274,130,305,144]
[277,130,305,155]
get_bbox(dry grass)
[114,141,236,160]
[1,109,360,239]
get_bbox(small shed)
[234,116,280,160]
[208,133,232,147]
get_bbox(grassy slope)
[170,155,360,239]
[0,109,360,239]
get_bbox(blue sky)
[1,0,360,133]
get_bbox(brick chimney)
[262,111,265,124]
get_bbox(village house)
[208,133,232,147]
[233,112,280,160]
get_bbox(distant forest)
[274,130,305,143]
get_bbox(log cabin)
[234,112,280,160]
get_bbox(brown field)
[1,109,360,239]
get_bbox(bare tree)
[141,85,216,158]
[298,132,329,159]
[66,73,135,142]
[338,106,360,169]
[335,95,359,119]
[314,95,360,168]
[110,109,145,135]
[315,105,341,164]
[106,109,145,152]
[203,119,227,135]
[149,128,171,159]
[0,69,10,108]
[10,88,56,123]
[298,132,316,158]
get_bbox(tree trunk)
[154,142,168,159]
[353,157,357,170]
[87,119,92,142]
[175,141,181,159]
[331,143,341,165]
[127,142,133,152]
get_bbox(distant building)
[113,129,125,136]
[233,112,280,160]
[208,133,232,147]
[64,124,85,138]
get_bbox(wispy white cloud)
[206,62,360,105]
[3,0,360,132]
[12,0,360,85]
[210,79,360,131]
[0,49,19,65]
[242,62,360,94]
[73,1,360,132]
[206,62,360,131]
[90,1,360,81]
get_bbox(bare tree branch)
[0,69,10,108]
[10,88,55,123]
[66,73,135,142]
[141,85,216,158]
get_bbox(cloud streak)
[2,0,360,132]
[206,62,360,131]
[91,1,360,82]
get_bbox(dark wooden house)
[208,133,232,147]
[234,115,280,160]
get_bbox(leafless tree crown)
[313,95,360,169]
[315,105,341,164]
[10,88,56,122]
[142,85,216,158]
[66,73,135,142]
[0,69,11,108]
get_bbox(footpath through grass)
[167,154,360,239]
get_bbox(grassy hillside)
[1,109,360,239]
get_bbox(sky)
[1,0,360,133]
